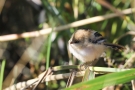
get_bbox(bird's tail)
[104,43,125,50]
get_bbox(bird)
[68,29,125,66]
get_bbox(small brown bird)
[68,29,125,65]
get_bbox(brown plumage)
[68,29,125,65]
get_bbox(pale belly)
[69,44,105,63]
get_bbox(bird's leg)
[79,62,92,70]
[79,59,98,70]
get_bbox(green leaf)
[111,22,117,35]
[65,69,135,90]
[0,59,6,90]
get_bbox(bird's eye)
[74,40,80,43]
[94,32,102,37]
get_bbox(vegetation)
[0,0,135,90]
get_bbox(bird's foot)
[79,62,92,70]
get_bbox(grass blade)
[0,59,6,90]
[65,69,135,90]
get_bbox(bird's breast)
[69,44,105,62]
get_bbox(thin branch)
[131,80,135,90]
[124,53,135,68]
[96,0,126,19]
[114,31,135,43]
[66,70,77,87]
[4,71,85,90]
[0,8,135,41]
[32,68,53,90]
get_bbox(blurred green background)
[0,0,135,90]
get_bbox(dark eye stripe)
[74,40,80,43]
[94,32,102,37]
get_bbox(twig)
[114,31,135,43]
[66,70,77,87]
[0,8,135,41]
[131,80,135,90]
[124,53,135,68]
[4,66,129,90]
[32,68,53,90]
[96,0,126,19]
[4,71,85,90]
